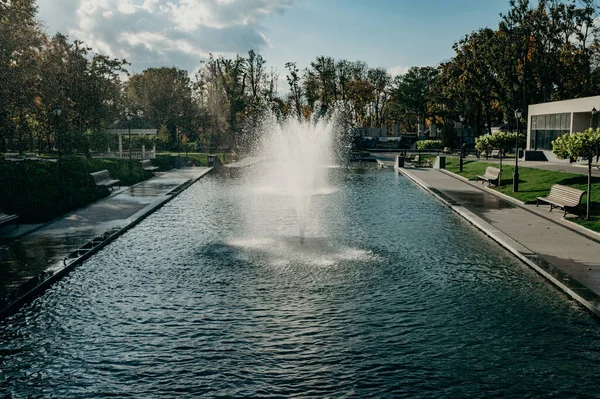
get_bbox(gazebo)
[106,115,158,159]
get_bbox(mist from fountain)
[241,112,341,244]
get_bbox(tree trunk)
[587,159,592,220]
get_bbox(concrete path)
[399,167,600,317]
[0,167,212,317]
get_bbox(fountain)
[242,112,340,243]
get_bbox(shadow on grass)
[515,189,548,194]
[557,175,600,186]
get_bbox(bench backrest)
[3,153,20,160]
[547,184,585,207]
[484,166,501,178]
[91,170,112,185]
[490,149,500,156]
[141,160,152,167]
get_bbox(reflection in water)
[1,169,600,398]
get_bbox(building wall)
[572,112,591,133]
[527,95,600,150]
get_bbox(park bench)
[3,153,22,161]
[24,153,41,161]
[536,184,585,217]
[90,170,120,191]
[0,211,18,227]
[476,166,501,186]
[490,149,500,158]
[140,159,159,172]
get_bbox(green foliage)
[552,129,600,161]
[475,131,525,153]
[416,140,443,150]
[552,128,600,219]
[0,157,152,223]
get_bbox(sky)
[36,0,514,90]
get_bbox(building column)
[118,134,123,155]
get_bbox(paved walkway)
[373,151,600,176]
[399,167,600,317]
[0,167,212,317]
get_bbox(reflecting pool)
[1,168,600,398]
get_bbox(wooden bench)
[536,184,585,217]
[90,170,120,191]
[490,149,500,158]
[24,153,41,161]
[140,159,159,172]
[0,211,18,227]
[476,166,501,186]
[3,153,22,161]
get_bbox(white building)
[527,95,599,159]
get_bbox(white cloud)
[387,65,411,78]
[37,0,294,74]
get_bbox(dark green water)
[1,168,599,398]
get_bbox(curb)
[399,167,600,319]
[0,168,213,319]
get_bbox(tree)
[0,0,44,152]
[552,129,600,220]
[390,66,439,133]
[475,131,525,185]
[127,67,194,147]
[285,62,302,120]
[367,67,391,128]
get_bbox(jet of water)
[243,112,339,242]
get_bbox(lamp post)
[125,108,143,175]
[459,115,465,172]
[513,109,522,193]
[52,105,64,200]
[126,108,133,175]
[591,107,597,129]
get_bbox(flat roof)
[529,95,600,115]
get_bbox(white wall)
[527,95,600,149]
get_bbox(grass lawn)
[444,157,600,233]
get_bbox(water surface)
[1,168,599,398]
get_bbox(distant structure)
[526,95,600,161]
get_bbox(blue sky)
[37,0,514,87]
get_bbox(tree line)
[2,0,599,155]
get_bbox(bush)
[416,140,443,151]
[0,156,153,223]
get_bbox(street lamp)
[459,115,465,172]
[52,105,64,200]
[513,109,522,192]
[125,108,143,175]
[591,107,597,129]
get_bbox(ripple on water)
[1,170,600,398]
